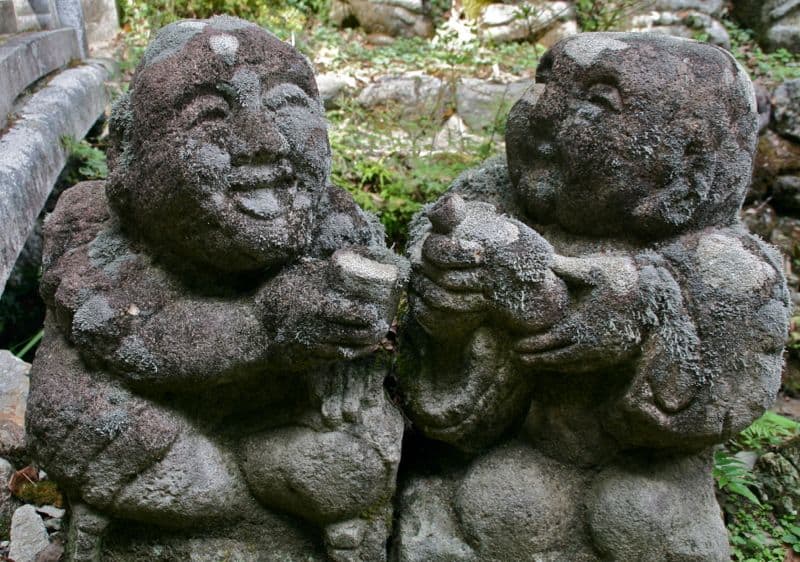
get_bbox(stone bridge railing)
[0,0,113,296]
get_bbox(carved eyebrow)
[262,83,313,110]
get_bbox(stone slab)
[0,60,112,296]
[0,1,17,33]
[80,0,118,47]
[456,78,533,132]
[0,28,82,129]
[9,504,49,562]
[55,0,88,57]
[0,351,29,459]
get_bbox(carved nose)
[232,111,290,166]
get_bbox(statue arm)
[605,231,789,451]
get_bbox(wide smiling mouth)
[226,161,299,220]
[228,160,295,191]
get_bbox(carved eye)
[586,83,622,112]
[263,83,313,111]
[187,96,230,128]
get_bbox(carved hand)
[261,248,402,364]
[513,254,644,373]
[410,193,566,340]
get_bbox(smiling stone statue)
[26,16,407,561]
[396,33,790,560]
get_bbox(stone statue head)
[506,33,758,240]
[107,16,331,273]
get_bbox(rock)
[770,216,800,259]
[34,506,65,520]
[80,0,120,48]
[753,435,800,516]
[316,73,353,110]
[9,505,49,562]
[755,81,772,134]
[0,351,30,459]
[537,19,578,48]
[357,73,452,117]
[329,0,433,38]
[478,1,573,43]
[741,202,778,240]
[651,0,724,16]
[774,79,800,142]
[732,0,800,53]
[751,129,800,211]
[455,78,534,132]
[34,542,64,562]
[432,114,477,151]
[0,458,17,541]
[629,11,730,49]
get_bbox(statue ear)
[633,121,717,234]
[107,92,133,173]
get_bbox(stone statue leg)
[65,503,110,562]
[452,441,593,560]
[241,364,403,561]
[28,331,266,535]
[586,452,730,561]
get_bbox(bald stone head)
[506,33,758,239]
[107,16,331,273]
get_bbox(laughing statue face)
[107,17,331,272]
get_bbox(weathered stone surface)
[587,455,729,560]
[775,79,800,142]
[751,130,800,206]
[629,10,730,49]
[732,0,800,53]
[0,28,82,129]
[651,0,724,15]
[10,0,61,32]
[753,435,800,516]
[0,458,18,541]
[477,2,573,44]
[358,73,451,117]
[55,0,88,57]
[9,505,49,562]
[0,1,17,33]
[0,351,29,459]
[755,80,772,133]
[316,72,352,110]
[398,33,784,558]
[80,0,119,47]
[0,59,110,297]
[26,16,408,561]
[330,0,432,38]
[455,78,534,132]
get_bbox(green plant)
[732,411,800,452]
[12,329,43,359]
[725,19,800,86]
[714,450,762,506]
[463,0,492,20]
[574,0,646,32]
[61,136,108,183]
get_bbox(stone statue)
[26,16,407,561]
[396,33,789,560]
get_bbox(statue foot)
[324,515,388,562]
[66,502,110,562]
